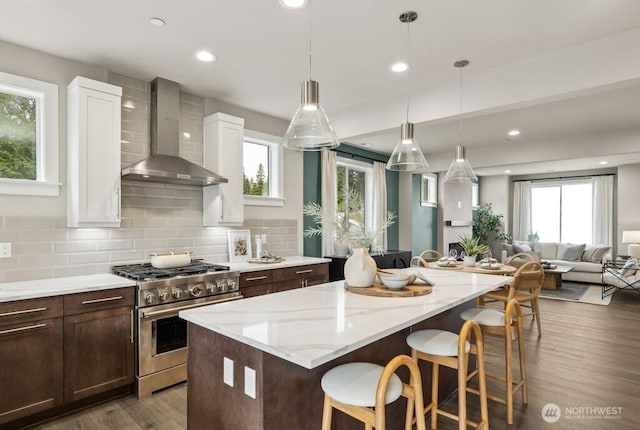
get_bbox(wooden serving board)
[247,258,285,264]
[345,282,432,297]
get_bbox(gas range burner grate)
[112,260,230,281]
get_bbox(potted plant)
[458,235,491,266]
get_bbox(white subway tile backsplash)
[54,241,96,253]
[68,229,110,241]
[96,240,134,251]
[21,255,68,268]
[53,265,99,278]
[14,242,54,256]
[21,229,68,242]
[69,252,110,264]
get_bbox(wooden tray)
[247,258,285,264]
[345,282,432,297]
[428,262,463,270]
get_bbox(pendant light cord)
[308,0,312,80]
[405,19,411,123]
[458,64,463,146]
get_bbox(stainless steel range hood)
[121,78,227,186]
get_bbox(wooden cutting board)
[345,282,432,297]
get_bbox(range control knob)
[217,280,227,292]
[172,288,183,299]
[227,280,236,291]
[189,284,204,297]
[144,293,156,305]
[206,282,217,293]
[158,289,169,301]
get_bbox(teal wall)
[302,144,399,257]
[411,174,437,256]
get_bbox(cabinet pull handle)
[130,309,134,344]
[245,275,268,281]
[296,269,313,274]
[220,196,224,220]
[81,296,123,305]
[116,188,121,219]
[0,307,47,318]
[0,323,46,335]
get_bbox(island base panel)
[187,300,473,429]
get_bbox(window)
[420,173,437,207]
[337,158,373,237]
[242,129,283,206]
[472,181,479,208]
[0,71,59,196]
[531,180,592,243]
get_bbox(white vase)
[344,247,377,287]
[463,255,477,267]
[333,238,350,257]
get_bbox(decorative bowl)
[377,273,413,290]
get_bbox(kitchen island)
[180,268,511,429]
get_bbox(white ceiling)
[1,0,640,170]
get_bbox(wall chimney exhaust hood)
[121,78,227,186]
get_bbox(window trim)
[242,129,284,207]
[0,71,59,196]
[420,173,438,207]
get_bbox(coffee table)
[542,264,573,290]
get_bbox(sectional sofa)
[503,241,611,284]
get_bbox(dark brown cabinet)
[0,297,64,425]
[63,288,135,402]
[239,263,329,297]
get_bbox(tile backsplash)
[0,73,298,283]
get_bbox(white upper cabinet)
[203,113,244,226]
[67,76,122,227]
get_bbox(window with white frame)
[242,129,284,206]
[337,157,373,237]
[420,173,437,207]
[531,179,592,243]
[0,71,59,196]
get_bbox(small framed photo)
[228,230,252,262]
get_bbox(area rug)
[539,281,611,306]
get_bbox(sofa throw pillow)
[513,243,532,254]
[501,243,515,257]
[561,243,586,261]
[620,259,639,277]
[581,245,612,263]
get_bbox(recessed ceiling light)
[149,18,165,27]
[196,50,217,62]
[390,62,409,73]
[183,132,191,140]
[598,161,608,165]
[504,169,512,173]
[508,129,520,137]
[358,142,372,147]
[122,100,135,109]
[279,0,307,9]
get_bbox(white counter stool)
[320,354,426,430]
[460,299,527,425]
[406,320,488,430]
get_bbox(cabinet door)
[241,283,272,298]
[0,318,63,424]
[67,77,122,227]
[63,306,134,402]
[203,113,245,226]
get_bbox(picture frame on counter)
[228,229,252,262]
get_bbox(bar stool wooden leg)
[432,363,440,429]
[321,394,332,430]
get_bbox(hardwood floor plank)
[31,290,639,430]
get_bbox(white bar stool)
[320,354,426,430]
[460,299,527,425]
[406,320,488,430]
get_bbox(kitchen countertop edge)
[0,274,136,303]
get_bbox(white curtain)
[512,181,532,241]
[372,161,388,251]
[321,150,337,256]
[592,175,614,246]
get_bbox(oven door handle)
[140,295,243,319]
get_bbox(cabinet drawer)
[0,296,63,326]
[240,284,272,298]
[273,264,328,282]
[64,287,134,316]
[239,270,273,287]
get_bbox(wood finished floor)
[33,289,640,430]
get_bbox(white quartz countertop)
[0,274,136,303]
[218,256,331,273]
[180,267,511,369]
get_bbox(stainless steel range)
[112,260,241,398]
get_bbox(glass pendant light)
[445,60,478,182]
[386,11,428,172]
[283,0,339,151]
